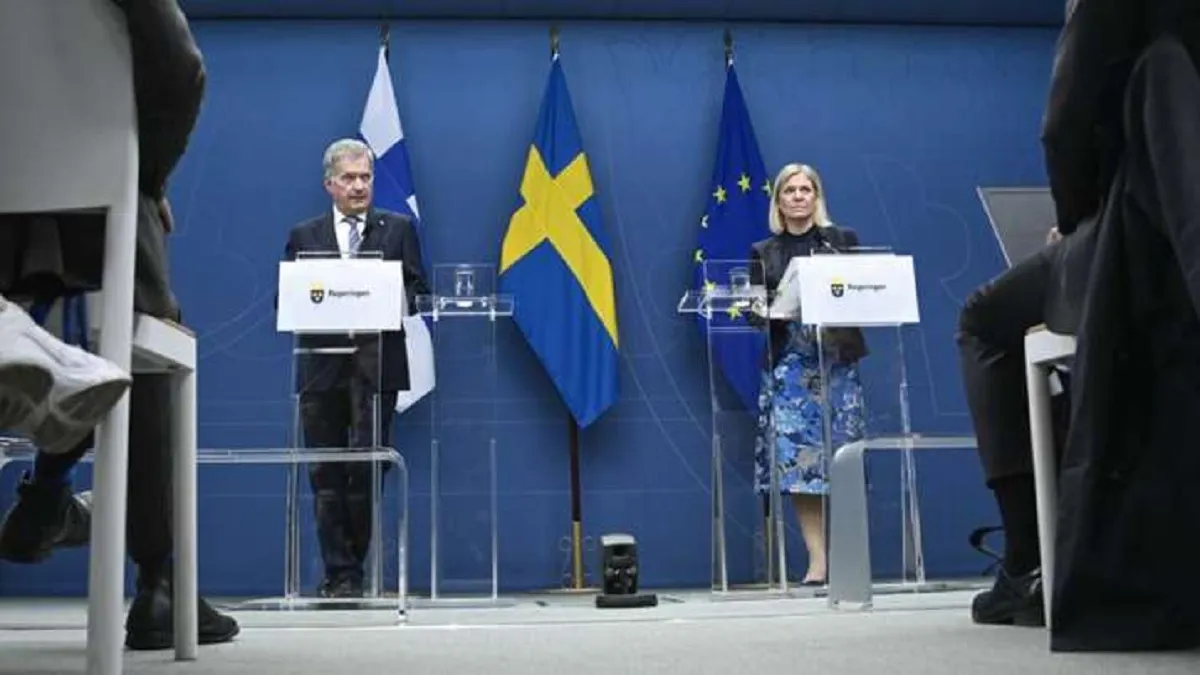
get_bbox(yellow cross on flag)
[498,56,619,428]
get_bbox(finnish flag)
[359,44,434,413]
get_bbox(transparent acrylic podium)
[779,250,980,609]
[0,443,410,620]
[677,259,795,596]
[415,263,514,606]
[234,249,410,615]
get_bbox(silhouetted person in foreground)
[958,0,1200,651]
[0,0,238,651]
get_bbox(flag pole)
[723,26,772,586]
[549,21,586,592]
[380,20,390,56]
[568,415,585,590]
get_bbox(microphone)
[816,231,839,254]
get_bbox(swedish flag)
[694,63,771,411]
[499,56,619,428]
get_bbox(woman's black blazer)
[749,226,870,366]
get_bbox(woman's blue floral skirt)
[755,327,866,495]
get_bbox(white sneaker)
[0,298,132,454]
[0,362,53,435]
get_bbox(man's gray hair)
[322,138,374,180]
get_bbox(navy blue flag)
[693,64,771,411]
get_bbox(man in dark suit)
[284,138,428,598]
[0,0,239,650]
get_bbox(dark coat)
[1045,6,1200,650]
[283,209,429,395]
[749,225,869,365]
[0,0,204,319]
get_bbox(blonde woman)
[749,163,867,585]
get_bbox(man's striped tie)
[345,215,362,255]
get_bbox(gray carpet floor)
[0,591,1196,674]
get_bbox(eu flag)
[694,63,771,411]
[499,56,619,428]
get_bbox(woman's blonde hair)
[768,163,832,235]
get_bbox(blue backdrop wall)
[0,18,1058,596]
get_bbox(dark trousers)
[956,244,1070,485]
[126,373,175,577]
[299,376,397,582]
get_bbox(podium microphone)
[817,234,839,255]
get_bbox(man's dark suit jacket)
[749,225,869,365]
[284,209,429,395]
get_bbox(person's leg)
[118,196,233,648]
[0,205,178,563]
[0,293,96,561]
[344,380,397,591]
[31,444,86,486]
[0,439,90,562]
[121,372,238,650]
[956,244,1056,624]
[797,361,866,586]
[125,373,172,576]
[791,494,825,583]
[301,389,354,596]
[122,199,180,574]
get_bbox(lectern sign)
[791,253,920,326]
[277,258,406,333]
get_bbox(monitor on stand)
[976,187,1057,267]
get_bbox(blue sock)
[32,453,76,487]
[31,437,90,487]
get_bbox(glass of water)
[728,267,750,294]
[454,265,476,298]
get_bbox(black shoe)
[968,525,1045,627]
[318,574,364,599]
[971,566,1046,626]
[0,472,90,563]
[125,572,240,651]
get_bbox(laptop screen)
[976,187,1057,267]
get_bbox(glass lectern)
[678,259,797,595]
[781,249,978,608]
[416,263,514,606]
[256,250,409,613]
